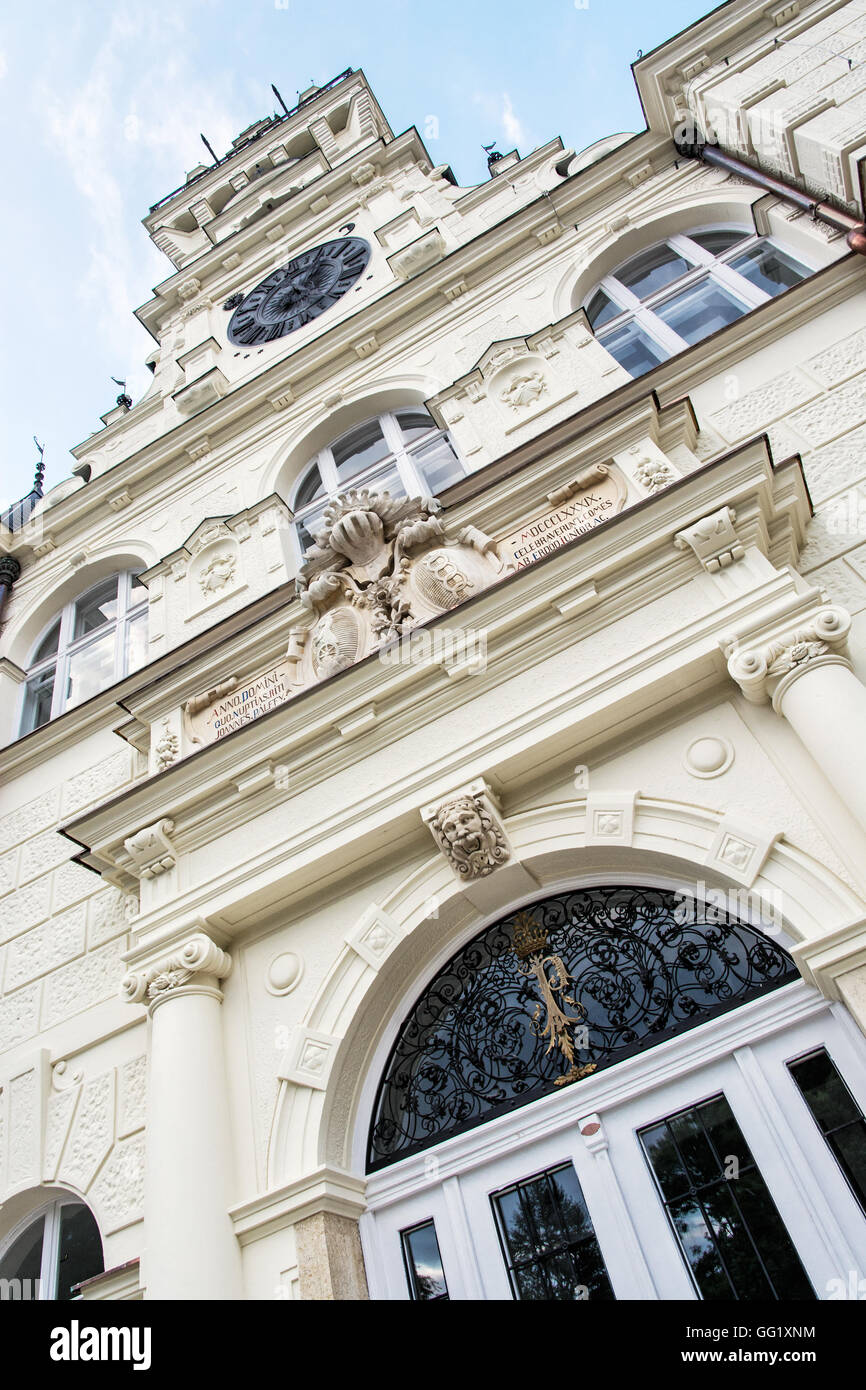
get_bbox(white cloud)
[33,11,247,406]
[501,92,526,149]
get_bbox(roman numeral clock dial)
[226,236,371,346]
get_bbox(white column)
[729,606,866,833]
[122,932,243,1300]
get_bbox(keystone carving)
[675,506,745,572]
[123,818,177,880]
[421,779,511,879]
[121,932,233,1007]
[726,605,852,708]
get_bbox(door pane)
[491,1163,615,1301]
[0,1216,44,1299]
[57,1204,103,1301]
[654,279,746,345]
[401,1221,449,1301]
[788,1048,866,1213]
[639,1095,815,1300]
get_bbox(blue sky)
[0,0,716,506]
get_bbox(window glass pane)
[599,321,668,377]
[617,243,690,298]
[56,1204,103,1301]
[296,501,329,555]
[332,420,390,481]
[586,288,621,329]
[33,620,61,663]
[492,1164,614,1302]
[128,575,148,607]
[66,630,116,709]
[22,669,56,733]
[788,1049,866,1212]
[125,610,148,675]
[364,463,405,501]
[0,1216,44,1299]
[73,578,119,640]
[410,434,463,496]
[640,1096,815,1301]
[728,243,809,297]
[402,1222,449,1301]
[654,279,746,345]
[295,462,326,510]
[396,410,436,444]
[689,229,750,256]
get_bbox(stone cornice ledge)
[229,1167,367,1246]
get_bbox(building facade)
[2,0,866,1302]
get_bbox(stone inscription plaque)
[499,470,626,571]
[190,662,291,745]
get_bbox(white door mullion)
[40,1201,60,1300]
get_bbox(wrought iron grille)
[367,885,797,1171]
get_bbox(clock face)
[227,236,371,346]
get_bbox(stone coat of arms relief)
[288,488,511,686]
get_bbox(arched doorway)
[359,884,866,1301]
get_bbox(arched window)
[291,408,464,554]
[0,1197,103,1300]
[585,227,812,377]
[368,884,797,1171]
[20,572,148,734]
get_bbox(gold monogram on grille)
[511,913,597,1088]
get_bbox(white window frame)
[586,225,818,372]
[0,1196,102,1301]
[19,571,148,735]
[290,409,465,561]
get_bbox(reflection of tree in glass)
[496,1167,613,1301]
[641,1100,814,1300]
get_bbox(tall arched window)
[0,1197,103,1300]
[20,572,148,734]
[291,408,464,555]
[585,226,812,377]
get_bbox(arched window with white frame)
[0,1195,103,1300]
[19,571,148,735]
[290,408,465,557]
[584,225,814,377]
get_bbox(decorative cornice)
[121,930,233,1009]
[726,605,852,709]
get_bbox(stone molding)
[421,778,511,880]
[121,931,233,1008]
[726,605,852,708]
[675,505,745,572]
[123,818,177,881]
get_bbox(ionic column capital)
[121,930,233,1012]
[726,605,853,710]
